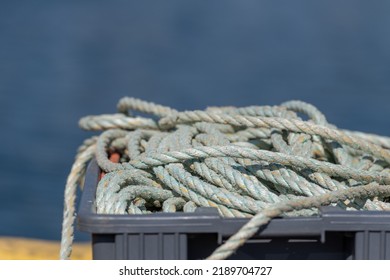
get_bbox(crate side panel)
[92,234,115,260]
[127,234,143,260]
[144,234,159,259]
[368,232,382,260]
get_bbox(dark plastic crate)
[77,159,390,260]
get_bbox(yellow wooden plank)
[0,237,91,260]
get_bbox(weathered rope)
[60,137,96,259]
[207,183,390,260]
[60,97,390,260]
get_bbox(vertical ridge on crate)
[115,234,124,259]
[128,234,141,260]
[179,233,188,260]
[379,231,387,259]
[157,233,163,259]
[144,233,154,259]
[163,233,181,260]
[385,232,390,259]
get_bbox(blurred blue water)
[0,1,390,242]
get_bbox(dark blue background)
[1,1,389,242]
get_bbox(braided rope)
[60,137,96,260]
[61,97,390,260]
[117,96,178,117]
[79,114,158,131]
[159,111,390,163]
[206,183,390,260]
[117,146,390,184]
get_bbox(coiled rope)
[60,97,390,260]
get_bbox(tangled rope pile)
[60,97,390,260]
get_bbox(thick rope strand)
[207,183,390,260]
